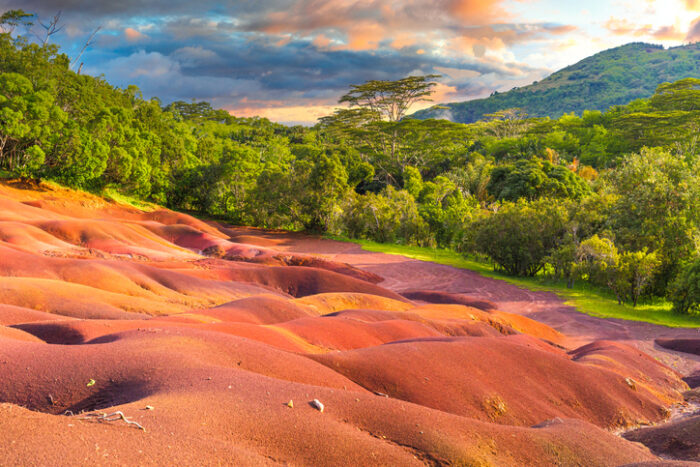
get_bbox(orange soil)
[0,180,695,465]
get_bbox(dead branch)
[79,411,146,431]
[35,11,64,45]
[72,26,101,74]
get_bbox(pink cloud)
[604,17,686,41]
[240,0,569,52]
[124,27,148,42]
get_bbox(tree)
[574,236,659,306]
[341,186,431,245]
[574,235,620,288]
[650,78,700,112]
[319,106,467,186]
[296,152,349,232]
[0,10,33,34]
[473,199,569,276]
[609,79,700,153]
[482,108,530,138]
[403,166,423,198]
[445,154,493,203]
[547,239,578,287]
[0,72,65,177]
[668,258,700,315]
[619,249,659,307]
[487,158,590,201]
[339,75,440,122]
[605,147,700,291]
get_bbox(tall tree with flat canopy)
[0,9,33,34]
[322,74,445,185]
[339,74,441,122]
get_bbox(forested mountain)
[412,42,700,123]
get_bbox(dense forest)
[2,12,700,315]
[413,42,700,123]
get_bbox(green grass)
[327,235,700,328]
[101,187,159,212]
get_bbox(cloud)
[2,0,584,123]
[124,27,147,41]
[687,17,700,41]
[686,0,700,10]
[604,17,686,41]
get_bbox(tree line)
[1,11,700,315]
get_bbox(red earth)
[1,180,699,466]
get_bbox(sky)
[2,0,700,125]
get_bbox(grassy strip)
[101,187,159,212]
[327,235,700,328]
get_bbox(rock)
[310,399,324,413]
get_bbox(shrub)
[668,258,700,315]
[473,199,569,276]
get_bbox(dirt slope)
[0,180,696,466]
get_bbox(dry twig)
[79,411,146,431]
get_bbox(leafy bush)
[341,186,431,246]
[487,158,590,201]
[472,199,569,276]
[669,258,700,315]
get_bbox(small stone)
[286,400,294,408]
[310,399,324,413]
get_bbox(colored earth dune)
[0,180,698,466]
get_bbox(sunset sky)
[3,0,700,124]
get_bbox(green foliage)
[574,235,620,289]
[573,236,659,306]
[0,9,33,33]
[487,158,590,201]
[0,72,65,176]
[340,186,431,245]
[472,199,569,276]
[618,249,660,307]
[339,74,440,122]
[669,257,700,316]
[445,155,493,202]
[403,166,423,198]
[605,147,700,291]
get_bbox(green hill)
[412,42,700,123]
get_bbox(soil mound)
[656,338,700,356]
[401,289,497,311]
[0,304,73,325]
[0,330,661,466]
[312,336,685,429]
[624,415,700,462]
[231,234,282,247]
[189,295,315,324]
[0,180,694,465]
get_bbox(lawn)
[328,236,700,328]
